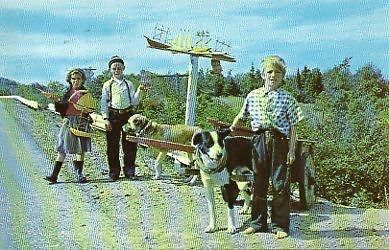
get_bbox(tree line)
[1,58,388,208]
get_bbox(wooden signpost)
[144,26,236,126]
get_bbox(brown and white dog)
[123,114,201,182]
[192,130,253,234]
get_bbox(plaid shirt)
[239,87,303,137]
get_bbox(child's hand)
[38,89,60,101]
[139,84,149,91]
[104,120,112,131]
[140,70,150,91]
[286,151,295,166]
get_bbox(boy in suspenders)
[100,56,146,181]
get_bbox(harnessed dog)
[192,130,253,234]
[123,114,201,183]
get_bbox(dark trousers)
[251,132,291,233]
[106,111,137,178]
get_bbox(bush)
[305,61,388,207]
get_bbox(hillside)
[0,77,19,94]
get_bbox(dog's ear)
[191,132,203,146]
[217,127,232,139]
[141,115,150,126]
[133,114,144,126]
[128,114,138,123]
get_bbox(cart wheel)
[298,152,316,210]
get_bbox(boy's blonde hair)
[260,55,286,76]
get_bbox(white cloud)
[271,8,387,42]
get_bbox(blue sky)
[0,0,388,84]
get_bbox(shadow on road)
[47,174,200,185]
[290,199,389,241]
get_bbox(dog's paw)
[188,180,196,186]
[226,226,237,234]
[205,225,216,233]
[183,175,192,183]
[188,176,198,186]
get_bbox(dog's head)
[191,130,230,173]
[122,114,149,134]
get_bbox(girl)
[44,68,93,183]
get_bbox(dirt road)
[0,99,388,249]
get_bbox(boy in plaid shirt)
[231,55,303,238]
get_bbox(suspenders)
[108,79,132,108]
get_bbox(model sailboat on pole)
[144,26,236,62]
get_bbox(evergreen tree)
[249,62,256,82]
[255,68,262,81]
[224,77,239,96]
[238,63,262,96]
[296,68,302,89]
[354,64,387,98]
[214,74,225,96]
[293,66,324,103]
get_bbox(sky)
[0,0,388,84]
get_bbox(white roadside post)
[144,28,235,164]
[185,55,199,126]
